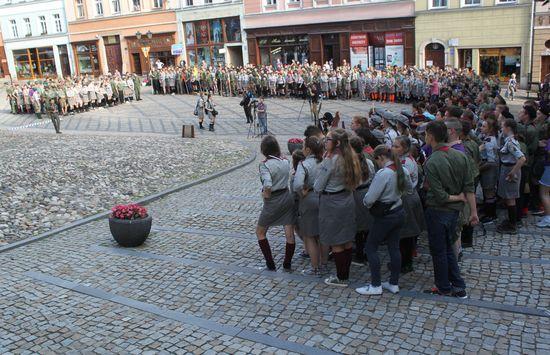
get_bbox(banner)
[350,47,369,70]
[171,44,184,56]
[385,32,403,45]
[350,33,368,48]
[385,45,403,67]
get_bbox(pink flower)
[110,204,148,220]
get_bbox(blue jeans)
[425,208,466,293]
[258,115,267,135]
[365,207,405,286]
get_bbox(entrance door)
[104,43,123,74]
[322,34,340,66]
[542,56,550,82]
[132,53,142,75]
[425,43,445,68]
[227,46,243,67]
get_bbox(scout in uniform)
[479,117,500,223]
[45,86,61,134]
[256,136,296,271]
[496,119,527,234]
[133,74,142,101]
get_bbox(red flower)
[110,204,148,220]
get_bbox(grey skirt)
[298,191,319,237]
[258,189,295,227]
[319,191,356,246]
[480,163,499,190]
[497,165,521,199]
[353,187,373,232]
[400,190,426,239]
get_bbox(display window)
[13,47,57,79]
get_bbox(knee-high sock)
[258,239,275,270]
[283,242,295,269]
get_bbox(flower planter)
[287,142,303,155]
[109,215,152,247]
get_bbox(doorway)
[322,34,340,66]
[103,35,122,74]
[425,43,445,69]
[227,46,243,67]
[132,53,142,75]
[542,56,550,82]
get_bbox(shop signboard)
[350,33,369,69]
[384,32,404,67]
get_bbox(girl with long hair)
[293,137,324,275]
[256,136,296,271]
[479,117,500,223]
[357,145,412,296]
[314,129,362,286]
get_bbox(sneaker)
[536,216,550,228]
[381,282,399,294]
[480,215,497,224]
[496,221,517,235]
[452,290,468,299]
[532,209,545,216]
[458,251,464,262]
[324,275,348,287]
[301,267,321,277]
[355,284,382,295]
[423,287,451,296]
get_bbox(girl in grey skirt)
[392,136,426,274]
[293,137,324,276]
[479,117,500,223]
[256,136,296,271]
[314,129,362,287]
[349,136,376,265]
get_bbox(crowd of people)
[4,72,142,121]
[253,69,549,298]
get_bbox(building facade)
[415,0,531,87]
[532,1,550,83]
[176,0,246,67]
[64,0,180,75]
[242,0,416,69]
[0,30,9,78]
[0,0,74,80]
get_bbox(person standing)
[133,74,142,101]
[205,93,217,132]
[314,129,362,287]
[195,92,206,130]
[45,86,61,134]
[256,96,268,135]
[479,117,500,223]
[256,136,296,271]
[293,136,324,275]
[240,90,253,124]
[496,119,527,234]
[423,121,478,298]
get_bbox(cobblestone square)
[0,91,548,353]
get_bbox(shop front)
[183,17,242,67]
[126,32,176,74]
[246,18,415,68]
[479,48,521,82]
[72,41,101,76]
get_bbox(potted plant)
[109,204,152,247]
[287,138,303,155]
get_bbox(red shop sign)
[350,33,368,48]
[385,32,403,45]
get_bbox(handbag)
[212,109,218,116]
[369,200,397,217]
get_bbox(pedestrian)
[293,136,324,275]
[356,145,411,296]
[240,90,253,124]
[536,133,550,228]
[479,117,500,223]
[256,136,296,271]
[195,92,206,130]
[257,96,268,135]
[423,121,478,298]
[496,118,527,234]
[314,129,362,287]
[205,93,217,132]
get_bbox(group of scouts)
[5,72,142,133]
[147,61,500,104]
[253,71,550,298]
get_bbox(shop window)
[224,18,241,42]
[24,18,31,37]
[258,35,309,66]
[112,0,121,13]
[76,0,85,18]
[39,16,47,35]
[187,49,197,66]
[10,20,18,38]
[54,14,63,33]
[132,0,141,11]
[212,46,225,66]
[429,0,447,9]
[459,49,473,69]
[149,51,175,67]
[95,0,104,16]
[479,47,521,81]
[13,47,57,79]
[185,17,241,66]
[195,21,210,45]
[186,0,193,5]
[75,43,100,75]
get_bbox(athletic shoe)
[301,267,320,277]
[381,282,399,294]
[536,216,550,228]
[423,287,451,296]
[452,290,468,299]
[324,275,348,287]
[355,284,382,295]
[351,256,366,266]
[532,209,545,216]
[480,215,497,224]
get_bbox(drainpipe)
[528,0,535,86]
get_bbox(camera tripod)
[247,104,268,139]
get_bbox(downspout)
[528,0,535,86]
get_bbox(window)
[39,16,47,35]
[24,18,31,36]
[153,0,163,8]
[112,0,120,13]
[462,0,480,5]
[495,0,517,4]
[54,14,63,32]
[266,0,276,5]
[96,0,104,15]
[204,0,212,3]
[76,0,85,18]
[132,0,141,10]
[186,0,193,5]
[10,20,18,38]
[429,0,447,9]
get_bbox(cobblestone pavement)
[0,89,548,353]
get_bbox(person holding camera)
[240,90,254,124]
[356,145,411,296]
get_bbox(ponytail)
[373,144,406,194]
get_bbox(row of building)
[0,0,548,88]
